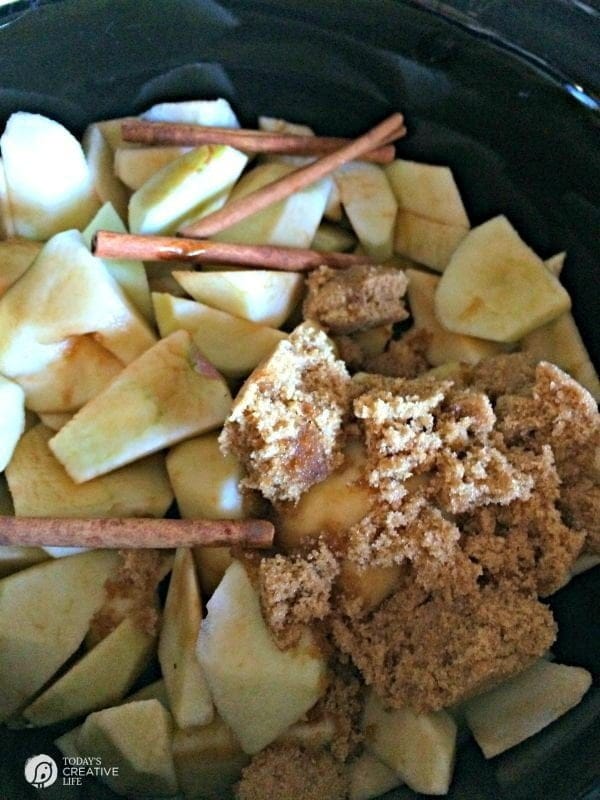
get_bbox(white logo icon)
[24,754,58,789]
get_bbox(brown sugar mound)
[494,361,600,554]
[90,549,171,643]
[364,327,431,379]
[260,542,339,649]
[236,744,347,800]
[220,322,350,503]
[303,264,408,335]
[332,582,556,713]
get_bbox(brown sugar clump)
[90,549,171,643]
[260,542,339,649]
[364,327,431,379]
[236,744,347,800]
[303,264,408,335]
[469,352,537,400]
[314,667,364,762]
[220,322,350,503]
[495,361,600,554]
[332,582,556,713]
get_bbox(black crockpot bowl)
[0,1,598,798]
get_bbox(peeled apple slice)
[0,112,99,240]
[435,216,571,342]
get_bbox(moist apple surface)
[0,100,598,800]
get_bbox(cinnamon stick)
[93,230,373,272]
[179,112,405,239]
[0,516,274,549]
[121,119,402,164]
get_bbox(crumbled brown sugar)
[90,549,171,642]
[259,543,339,648]
[332,583,556,713]
[311,665,364,762]
[303,264,408,335]
[236,744,347,800]
[363,327,431,379]
[242,335,596,729]
[219,322,350,503]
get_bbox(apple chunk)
[0,229,155,379]
[6,424,173,518]
[83,123,130,221]
[212,161,332,248]
[23,616,156,727]
[0,158,15,238]
[335,162,397,261]
[406,268,506,366]
[363,690,457,795]
[385,159,469,227]
[159,548,214,729]
[173,269,303,328]
[435,216,571,342]
[464,659,592,758]
[0,112,99,240]
[141,98,240,128]
[77,699,178,797]
[197,560,328,754]
[83,202,153,322]
[49,330,232,482]
[172,715,250,800]
[129,145,248,235]
[153,292,286,379]
[0,546,49,579]
[0,375,25,471]
[347,751,403,800]
[115,145,190,190]
[522,311,600,401]
[394,210,468,272]
[0,550,120,721]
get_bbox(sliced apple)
[83,202,153,322]
[385,159,469,228]
[166,432,247,520]
[94,116,137,151]
[545,251,566,277]
[7,424,173,518]
[23,616,155,727]
[338,561,403,615]
[83,123,130,221]
[37,411,73,431]
[435,216,571,342]
[212,161,332,248]
[363,690,457,796]
[0,374,25,471]
[312,221,357,253]
[394,210,469,272]
[0,549,120,721]
[77,699,178,797]
[172,715,250,800]
[49,330,232,482]
[159,548,213,729]
[197,560,328,754]
[353,324,393,359]
[464,659,592,759]
[406,268,507,365]
[153,292,286,378]
[141,98,240,128]
[347,751,403,800]
[0,158,15,238]
[277,716,336,749]
[0,238,41,297]
[55,726,83,759]
[0,112,99,240]
[15,335,124,414]
[127,678,170,708]
[258,115,315,166]
[173,269,303,328]
[0,229,155,378]
[115,145,190,190]
[0,474,13,515]
[129,145,248,235]
[522,311,600,401]
[334,163,397,261]
[166,434,247,591]
[275,439,373,551]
